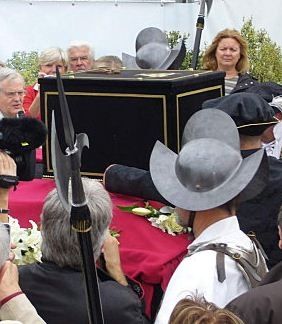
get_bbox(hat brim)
[123,40,185,70]
[122,53,140,69]
[150,141,266,211]
[157,41,184,70]
[237,120,278,135]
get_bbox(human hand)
[0,261,21,301]
[8,243,16,262]
[0,151,16,177]
[101,231,128,286]
[102,230,121,268]
[38,72,47,78]
[0,151,17,222]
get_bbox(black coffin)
[40,69,225,177]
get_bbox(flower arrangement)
[9,216,42,265]
[118,202,187,236]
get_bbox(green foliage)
[241,18,282,83]
[166,30,189,48]
[6,51,39,85]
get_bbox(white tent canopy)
[0,0,281,61]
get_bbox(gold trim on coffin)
[44,91,167,177]
[64,69,215,82]
[176,85,223,152]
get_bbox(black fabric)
[202,92,276,135]
[226,262,282,324]
[19,261,150,324]
[242,82,282,104]
[0,175,19,189]
[230,73,258,94]
[104,164,170,205]
[237,151,282,268]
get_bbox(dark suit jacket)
[226,261,282,324]
[238,152,282,268]
[19,260,150,324]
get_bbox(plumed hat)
[122,27,186,70]
[202,93,278,135]
[150,109,268,211]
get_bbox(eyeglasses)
[0,89,25,98]
[70,56,89,63]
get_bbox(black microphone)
[0,117,48,155]
[16,110,25,119]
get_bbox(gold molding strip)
[63,70,215,82]
[43,91,167,176]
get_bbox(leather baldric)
[187,233,268,288]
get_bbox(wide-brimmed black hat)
[122,27,186,70]
[202,93,278,135]
[150,109,268,211]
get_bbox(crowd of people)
[0,41,123,120]
[0,27,281,324]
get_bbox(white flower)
[131,207,152,216]
[9,216,42,265]
[148,212,186,236]
[119,203,187,236]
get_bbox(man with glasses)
[67,41,94,72]
[0,68,25,118]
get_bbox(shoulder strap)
[191,235,268,288]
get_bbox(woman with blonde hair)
[203,28,256,95]
[23,47,68,118]
[169,295,245,324]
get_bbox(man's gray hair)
[41,178,112,268]
[0,67,24,85]
[66,41,95,60]
[0,223,10,268]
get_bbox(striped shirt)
[225,76,239,95]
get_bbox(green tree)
[6,51,39,85]
[241,18,282,83]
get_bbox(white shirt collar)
[188,216,243,252]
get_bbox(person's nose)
[76,57,82,65]
[13,93,23,103]
[14,93,21,100]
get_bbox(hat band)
[237,120,278,129]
